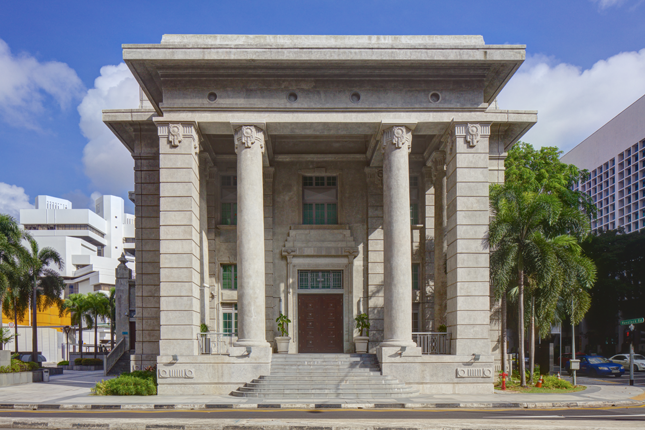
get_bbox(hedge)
[93,371,157,396]
[0,359,39,373]
[74,358,103,366]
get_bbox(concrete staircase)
[106,353,131,376]
[230,353,417,398]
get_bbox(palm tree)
[20,238,66,363]
[61,293,91,359]
[488,184,592,387]
[1,274,30,353]
[85,292,110,358]
[0,214,29,352]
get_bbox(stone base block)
[156,347,271,395]
[377,347,494,394]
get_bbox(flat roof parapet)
[155,34,492,49]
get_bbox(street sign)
[620,318,644,325]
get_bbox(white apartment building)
[562,94,645,233]
[20,195,135,295]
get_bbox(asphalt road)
[2,405,645,421]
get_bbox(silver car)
[609,354,645,371]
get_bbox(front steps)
[230,353,417,398]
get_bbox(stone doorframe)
[283,255,358,353]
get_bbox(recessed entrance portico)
[104,34,536,395]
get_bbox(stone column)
[430,151,447,329]
[421,166,435,331]
[445,123,492,356]
[233,125,269,348]
[199,153,211,329]
[381,126,416,348]
[365,167,384,350]
[132,128,160,370]
[158,123,202,357]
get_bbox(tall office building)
[20,194,135,294]
[561,94,645,233]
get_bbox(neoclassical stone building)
[104,35,536,395]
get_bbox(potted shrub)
[200,323,211,354]
[275,313,291,354]
[354,313,370,353]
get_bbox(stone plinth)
[377,347,494,394]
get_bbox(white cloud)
[592,0,626,8]
[497,49,645,153]
[77,63,139,197]
[0,183,34,219]
[0,39,84,129]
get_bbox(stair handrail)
[104,337,126,376]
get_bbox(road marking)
[489,415,564,419]
[6,404,645,415]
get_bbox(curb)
[0,399,641,410]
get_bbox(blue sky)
[1,0,645,217]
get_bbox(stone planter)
[0,371,40,387]
[275,336,291,354]
[354,336,369,354]
[0,350,10,367]
[73,365,103,371]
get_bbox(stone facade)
[104,34,536,395]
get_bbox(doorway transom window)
[298,270,342,289]
[303,176,337,225]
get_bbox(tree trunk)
[79,321,83,360]
[518,267,526,387]
[501,293,508,381]
[14,299,18,354]
[529,295,536,384]
[31,275,38,364]
[94,315,98,359]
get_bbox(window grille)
[297,270,342,289]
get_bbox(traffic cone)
[536,375,543,388]
[557,372,561,380]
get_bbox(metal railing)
[198,332,238,355]
[104,337,126,375]
[412,332,451,355]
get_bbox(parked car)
[566,355,624,377]
[609,354,645,371]
[559,351,585,367]
[17,353,47,363]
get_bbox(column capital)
[426,151,446,183]
[365,167,383,189]
[157,122,200,153]
[381,125,412,153]
[454,123,491,148]
[233,125,266,154]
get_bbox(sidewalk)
[0,370,643,410]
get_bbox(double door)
[298,294,343,353]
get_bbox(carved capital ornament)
[234,125,265,154]
[382,126,412,153]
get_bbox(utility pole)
[571,298,578,386]
[629,324,635,386]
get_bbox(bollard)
[501,372,508,390]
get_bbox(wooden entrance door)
[298,294,343,353]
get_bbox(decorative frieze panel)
[456,367,493,378]
[158,368,195,379]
